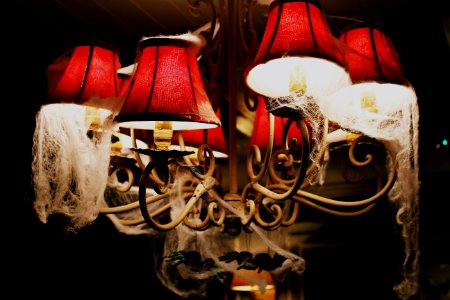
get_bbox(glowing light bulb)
[289,65,306,94]
[110,132,123,156]
[443,139,448,146]
[85,106,102,141]
[154,121,173,150]
[85,106,101,130]
[361,91,378,113]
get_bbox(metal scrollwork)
[99,0,398,234]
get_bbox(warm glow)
[231,269,275,295]
[85,106,101,130]
[360,91,378,113]
[154,121,173,150]
[289,65,307,94]
[168,145,228,159]
[232,284,276,292]
[118,120,218,130]
[246,57,350,98]
[29,4,422,300]
[111,132,147,156]
[45,103,112,125]
[323,82,416,123]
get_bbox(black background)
[7,0,449,299]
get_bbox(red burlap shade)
[247,96,310,151]
[47,44,120,109]
[251,0,340,67]
[340,26,406,84]
[116,36,220,130]
[173,109,228,156]
[244,0,349,108]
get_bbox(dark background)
[7,0,449,299]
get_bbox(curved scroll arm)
[265,140,397,215]
[244,91,258,113]
[130,129,165,187]
[240,199,256,226]
[188,0,218,51]
[176,132,216,181]
[246,112,275,183]
[348,135,374,166]
[139,161,216,231]
[253,200,284,230]
[109,155,136,192]
[342,158,365,183]
[208,201,226,225]
[249,185,299,229]
[111,166,134,192]
[268,149,296,185]
[101,191,171,214]
[342,135,385,182]
[99,186,196,227]
[246,118,310,201]
[281,201,300,226]
[293,195,377,216]
[267,117,305,186]
[183,211,212,231]
[183,191,232,230]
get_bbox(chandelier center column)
[224,0,240,200]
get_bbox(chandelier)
[31,0,420,299]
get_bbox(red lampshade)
[321,26,416,135]
[230,269,275,292]
[246,96,305,152]
[118,74,132,97]
[245,0,349,101]
[116,35,220,130]
[172,109,228,157]
[340,26,406,84]
[47,44,120,110]
[252,0,339,66]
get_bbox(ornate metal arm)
[99,0,397,235]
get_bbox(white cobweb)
[154,170,228,298]
[103,183,157,235]
[321,83,420,299]
[268,82,420,298]
[32,103,113,231]
[266,92,334,186]
[150,168,305,297]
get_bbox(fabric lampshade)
[230,269,275,292]
[340,26,406,84]
[118,74,132,97]
[246,96,306,152]
[116,34,220,130]
[245,0,349,106]
[320,26,416,136]
[172,109,228,157]
[47,44,120,111]
[32,43,121,229]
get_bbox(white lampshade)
[322,82,416,137]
